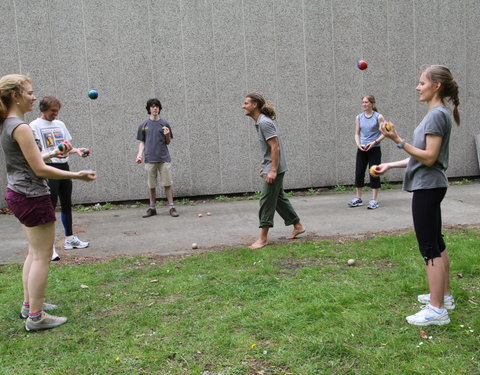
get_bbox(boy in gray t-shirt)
[136,98,179,218]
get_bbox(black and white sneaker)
[347,198,363,207]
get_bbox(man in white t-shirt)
[30,96,91,261]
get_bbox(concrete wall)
[1,0,479,205]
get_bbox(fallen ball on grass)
[198,213,203,218]
[206,212,211,216]
[192,243,198,249]
[347,258,356,266]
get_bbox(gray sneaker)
[417,294,456,310]
[25,312,67,332]
[20,302,58,319]
[347,198,363,207]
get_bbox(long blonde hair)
[0,74,31,124]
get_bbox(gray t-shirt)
[403,105,452,192]
[0,117,50,197]
[136,118,172,163]
[255,114,287,174]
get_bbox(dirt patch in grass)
[160,295,185,305]
[277,257,320,270]
[242,358,294,375]
[51,224,480,267]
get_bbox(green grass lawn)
[1,229,479,375]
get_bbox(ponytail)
[424,65,460,126]
[452,95,460,126]
[246,93,276,120]
[0,100,7,126]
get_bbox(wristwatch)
[48,150,56,158]
[396,139,406,149]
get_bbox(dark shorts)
[5,189,56,227]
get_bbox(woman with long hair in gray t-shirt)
[348,95,386,209]
[0,74,96,331]
[374,65,460,326]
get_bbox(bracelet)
[396,139,406,149]
[48,150,56,158]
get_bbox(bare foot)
[248,239,268,249]
[286,225,306,239]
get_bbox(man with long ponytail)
[243,93,305,249]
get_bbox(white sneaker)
[406,304,450,326]
[64,235,89,250]
[51,246,60,261]
[417,293,455,310]
[367,200,379,209]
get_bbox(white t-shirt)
[30,118,72,164]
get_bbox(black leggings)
[47,163,73,236]
[412,188,447,264]
[355,147,381,189]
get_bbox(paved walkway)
[1,183,478,264]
